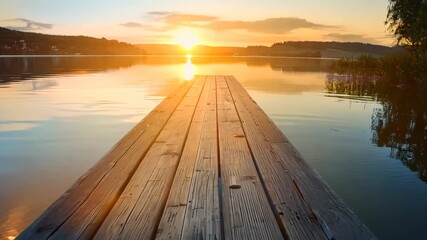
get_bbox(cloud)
[119,22,145,28]
[325,33,379,43]
[147,12,217,27]
[147,11,177,16]
[1,18,53,31]
[161,13,217,24]
[144,12,333,34]
[206,18,332,34]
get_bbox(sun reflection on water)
[183,55,195,81]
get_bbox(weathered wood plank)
[181,76,221,240]
[226,75,376,240]
[226,76,327,240]
[93,76,206,240]
[156,76,221,240]
[216,76,283,240]
[17,80,195,240]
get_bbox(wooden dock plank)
[156,76,221,240]
[226,76,327,240]
[17,80,195,240]
[226,76,376,240]
[93,76,206,240]
[216,76,283,240]
[181,76,221,240]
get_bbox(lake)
[0,56,426,240]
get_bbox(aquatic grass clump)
[329,54,427,87]
[327,55,379,96]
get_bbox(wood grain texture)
[17,79,195,240]
[226,75,376,240]
[216,76,283,240]
[181,76,221,240]
[226,76,327,240]
[156,76,221,240]
[93,76,206,240]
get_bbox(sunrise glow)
[175,32,200,50]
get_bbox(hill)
[268,41,405,58]
[0,27,143,55]
[138,41,406,58]
[0,27,405,58]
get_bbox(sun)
[175,32,200,50]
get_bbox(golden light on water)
[183,55,195,81]
[175,32,199,50]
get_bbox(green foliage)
[330,55,378,79]
[272,41,402,55]
[386,0,427,55]
[329,55,427,86]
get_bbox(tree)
[386,0,427,55]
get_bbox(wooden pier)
[18,75,375,240]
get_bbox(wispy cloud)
[144,12,334,34]
[206,18,332,34]
[119,22,145,28]
[325,33,379,44]
[1,18,53,31]
[158,13,218,24]
[147,11,178,16]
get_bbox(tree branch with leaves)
[386,0,427,55]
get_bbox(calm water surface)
[0,56,426,240]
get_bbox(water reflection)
[326,74,427,182]
[0,56,333,239]
[0,56,329,85]
[31,79,57,90]
[0,56,143,83]
[1,56,427,240]
[183,55,195,80]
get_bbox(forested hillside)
[0,27,143,55]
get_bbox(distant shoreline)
[0,54,339,60]
[2,27,404,58]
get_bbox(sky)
[0,0,394,46]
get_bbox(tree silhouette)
[386,0,427,55]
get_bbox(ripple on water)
[0,123,38,133]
